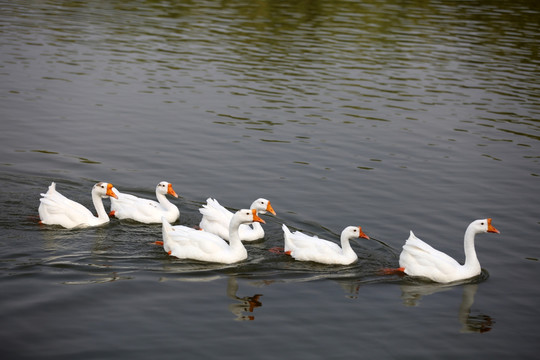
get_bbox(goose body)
[399,218,500,283]
[110,181,179,224]
[282,224,370,265]
[162,209,265,264]
[38,182,118,229]
[199,198,275,241]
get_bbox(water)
[1,0,540,358]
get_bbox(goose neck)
[228,220,243,245]
[340,233,354,255]
[156,192,172,208]
[92,191,108,220]
[463,225,480,269]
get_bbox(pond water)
[1,0,539,358]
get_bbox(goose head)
[471,218,500,234]
[94,182,118,199]
[234,209,266,225]
[156,181,178,198]
[250,198,276,216]
[342,226,370,240]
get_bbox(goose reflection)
[457,284,494,333]
[333,279,361,298]
[226,277,263,321]
[400,283,494,333]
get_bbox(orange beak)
[487,218,500,234]
[358,226,370,240]
[107,183,118,199]
[266,201,276,216]
[167,183,179,198]
[252,209,265,224]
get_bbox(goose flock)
[38,181,500,284]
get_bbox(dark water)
[1,0,540,358]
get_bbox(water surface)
[1,0,540,359]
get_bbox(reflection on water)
[400,279,494,334]
[155,275,264,320]
[458,285,494,334]
[62,272,133,285]
[226,277,263,321]
[334,279,361,299]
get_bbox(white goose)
[38,182,118,229]
[399,218,500,283]
[282,224,370,265]
[199,198,276,241]
[162,209,265,264]
[110,181,179,224]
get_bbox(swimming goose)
[199,198,275,241]
[162,209,265,264]
[282,224,370,265]
[398,218,500,283]
[38,182,118,229]
[110,181,179,224]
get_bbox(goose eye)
[481,222,484,225]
